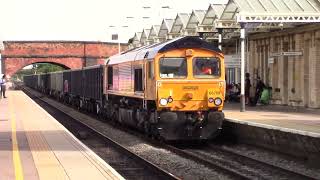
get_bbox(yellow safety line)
[9,97,24,180]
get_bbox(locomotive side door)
[134,65,144,92]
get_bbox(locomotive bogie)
[155,111,224,141]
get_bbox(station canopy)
[216,0,320,30]
[170,13,190,34]
[140,29,151,45]
[199,4,226,32]
[148,25,160,43]
[130,0,320,48]
[132,32,142,46]
[185,10,206,30]
[158,19,174,38]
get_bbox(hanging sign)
[225,55,241,68]
[270,51,303,57]
[270,52,281,57]
[268,57,274,64]
[282,51,303,56]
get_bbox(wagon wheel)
[111,110,119,126]
[144,121,151,137]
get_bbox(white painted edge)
[22,90,125,180]
[225,118,320,138]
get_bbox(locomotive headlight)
[208,97,214,103]
[159,98,168,106]
[168,97,173,103]
[214,98,222,106]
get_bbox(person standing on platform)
[0,75,7,98]
[253,77,265,106]
[245,73,251,105]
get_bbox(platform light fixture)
[0,41,4,76]
[109,25,129,54]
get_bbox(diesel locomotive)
[24,36,225,141]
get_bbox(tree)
[12,63,66,81]
[33,63,65,74]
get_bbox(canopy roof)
[108,36,221,65]
[158,19,174,37]
[130,0,320,47]
[186,10,206,29]
[235,0,320,23]
[170,13,190,33]
[140,29,151,43]
[148,25,160,40]
[216,0,320,28]
[132,32,142,44]
[201,4,226,26]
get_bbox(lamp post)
[0,41,4,76]
[109,25,128,54]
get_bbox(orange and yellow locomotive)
[105,36,225,140]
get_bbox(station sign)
[111,34,118,40]
[270,51,303,57]
[268,57,274,64]
[270,52,282,57]
[282,51,303,56]
[225,55,240,68]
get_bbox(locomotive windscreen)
[159,57,187,78]
[193,57,221,78]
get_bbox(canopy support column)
[240,23,246,112]
[218,28,223,50]
[0,41,3,76]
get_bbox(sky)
[0,0,228,43]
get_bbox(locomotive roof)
[107,36,222,65]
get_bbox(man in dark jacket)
[245,73,251,104]
[0,75,7,98]
[253,77,265,105]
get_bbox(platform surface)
[0,90,124,180]
[224,103,320,137]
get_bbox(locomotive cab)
[153,48,225,140]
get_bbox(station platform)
[224,102,320,137]
[0,90,124,180]
[223,103,320,160]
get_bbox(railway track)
[163,144,252,180]
[23,87,180,180]
[206,144,317,180]
[170,144,316,180]
[22,86,318,180]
